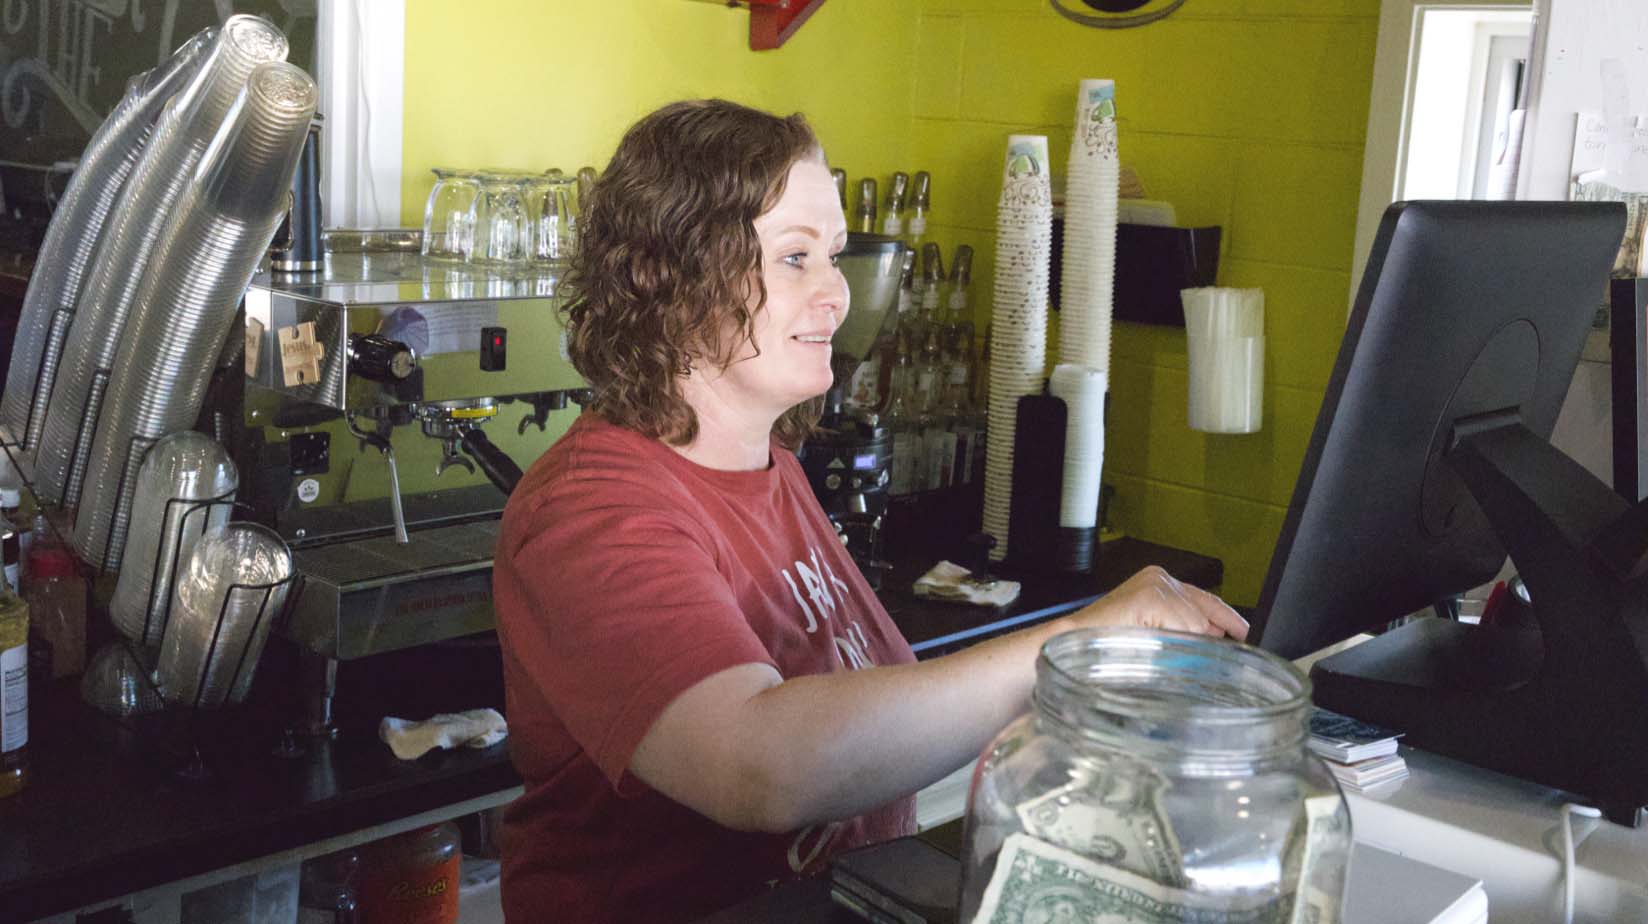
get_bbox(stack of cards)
[1309,707,1409,793]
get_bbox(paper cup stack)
[1048,364,1107,530]
[1182,287,1265,433]
[1054,80,1122,535]
[983,135,1055,560]
[1059,79,1121,372]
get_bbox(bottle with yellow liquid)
[0,571,29,799]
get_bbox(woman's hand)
[1066,566,1249,640]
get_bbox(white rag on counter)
[912,561,1022,608]
[380,708,509,761]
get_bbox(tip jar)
[959,627,1351,923]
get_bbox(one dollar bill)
[973,833,1291,924]
[1287,795,1351,924]
[1014,770,1186,887]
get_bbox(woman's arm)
[628,565,1247,833]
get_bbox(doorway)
[1401,9,1534,201]
[1350,1,1536,300]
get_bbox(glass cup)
[467,172,531,266]
[421,167,479,262]
[526,175,578,265]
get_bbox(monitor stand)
[1310,420,1648,825]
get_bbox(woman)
[492,99,1246,922]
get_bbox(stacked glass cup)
[421,167,581,267]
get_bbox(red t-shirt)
[493,413,917,922]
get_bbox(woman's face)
[713,158,849,418]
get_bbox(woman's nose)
[817,267,849,316]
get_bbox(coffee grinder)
[798,233,908,588]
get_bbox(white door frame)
[316,0,406,229]
[1349,0,1538,304]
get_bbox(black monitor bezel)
[1250,200,1626,659]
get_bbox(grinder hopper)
[802,232,910,587]
[828,233,910,398]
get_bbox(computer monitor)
[1251,201,1648,820]
[1613,278,1647,503]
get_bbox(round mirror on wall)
[1051,0,1187,27]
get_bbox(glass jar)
[358,822,461,924]
[959,628,1351,923]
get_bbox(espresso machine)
[238,249,585,732]
[797,233,908,587]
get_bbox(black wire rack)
[0,433,306,781]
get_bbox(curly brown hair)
[562,99,827,450]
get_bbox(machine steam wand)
[345,410,411,544]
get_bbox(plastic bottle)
[919,242,945,319]
[0,572,30,799]
[935,376,974,488]
[907,171,933,254]
[0,502,18,594]
[884,345,922,499]
[358,822,461,924]
[0,489,24,588]
[921,327,957,489]
[881,171,908,238]
[25,545,85,679]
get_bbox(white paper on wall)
[1571,111,1610,179]
[1570,112,1648,194]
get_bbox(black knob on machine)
[348,333,417,382]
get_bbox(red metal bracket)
[746,0,827,50]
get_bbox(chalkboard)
[0,1,316,251]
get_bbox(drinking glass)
[467,172,530,266]
[526,175,578,265]
[421,167,479,262]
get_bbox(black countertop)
[0,677,519,923]
[0,537,1218,922]
[884,537,1222,660]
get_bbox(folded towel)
[913,560,1021,608]
[380,708,508,761]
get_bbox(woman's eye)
[781,252,805,268]
[828,252,842,267]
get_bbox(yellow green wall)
[401,0,1381,605]
[909,0,1378,604]
[401,0,920,224]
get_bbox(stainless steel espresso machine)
[237,250,585,733]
